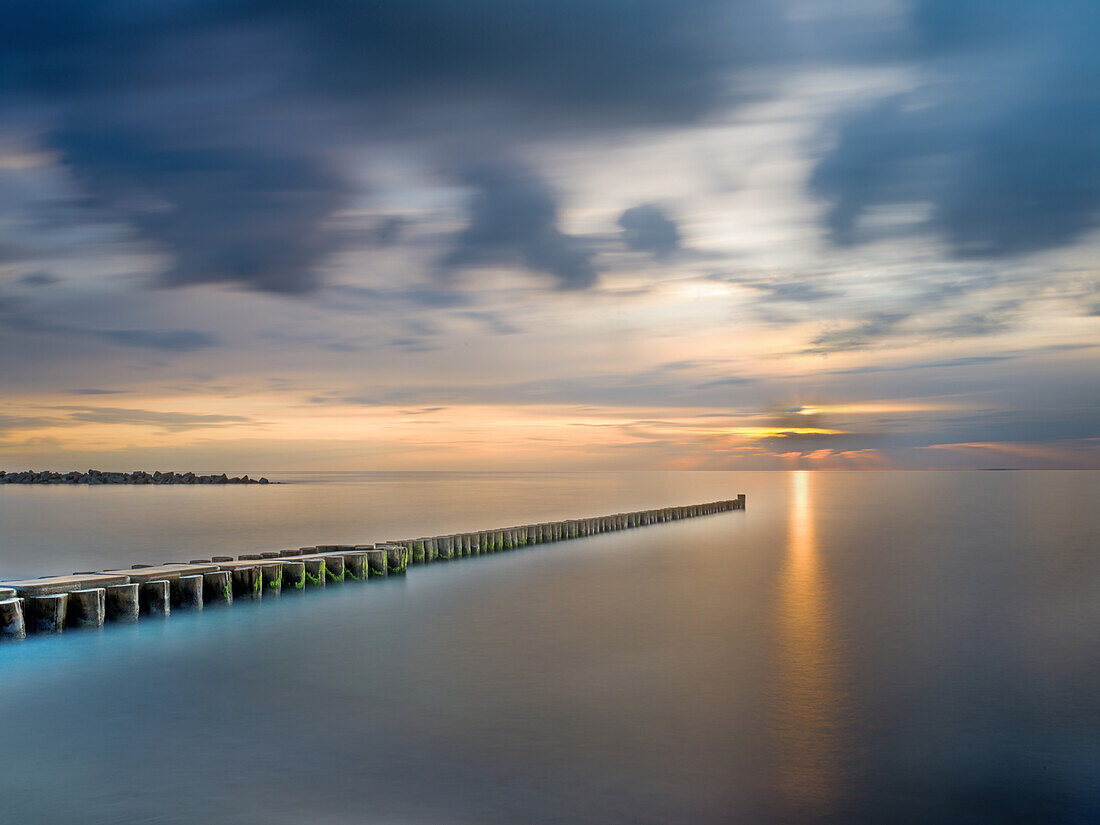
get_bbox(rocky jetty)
[0,469,271,485]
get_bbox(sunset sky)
[1,0,1097,471]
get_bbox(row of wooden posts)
[0,496,745,641]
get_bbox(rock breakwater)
[0,469,271,485]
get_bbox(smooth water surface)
[0,471,1097,823]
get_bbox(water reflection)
[774,470,845,812]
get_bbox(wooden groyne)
[0,496,744,641]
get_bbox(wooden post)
[172,575,204,610]
[366,549,387,577]
[33,593,68,633]
[232,566,262,601]
[282,561,306,592]
[303,559,326,588]
[203,571,232,605]
[140,580,170,617]
[106,584,140,622]
[68,588,106,628]
[382,544,408,575]
[0,598,26,641]
[323,555,345,583]
[344,551,368,581]
[261,562,283,597]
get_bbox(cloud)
[811,0,1100,259]
[459,311,520,336]
[444,163,596,290]
[618,204,681,258]
[1,0,781,295]
[806,312,909,354]
[55,406,252,433]
[758,280,841,303]
[54,130,348,294]
[94,328,220,352]
[693,376,754,389]
[0,291,219,352]
[17,271,61,288]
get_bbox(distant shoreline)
[0,470,274,485]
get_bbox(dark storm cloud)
[618,204,681,258]
[811,0,1100,259]
[444,163,596,290]
[1,0,779,295]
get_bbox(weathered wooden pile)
[0,495,744,641]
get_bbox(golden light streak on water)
[773,470,846,812]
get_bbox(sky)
[0,0,1098,471]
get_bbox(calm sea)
[0,470,1097,823]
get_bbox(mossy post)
[0,598,27,640]
[365,548,387,577]
[106,583,140,622]
[232,566,262,601]
[261,563,283,597]
[393,544,410,572]
[172,575,204,610]
[303,559,326,588]
[203,571,232,605]
[68,588,106,629]
[436,536,453,561]
[282,561,306,591]
[323,555,345,584]
[140,580,171,617]
[344,551,368,581]
[382,544,408,575]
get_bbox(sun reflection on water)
[774,470,846,812]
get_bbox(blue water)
[0,471,1097,823]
